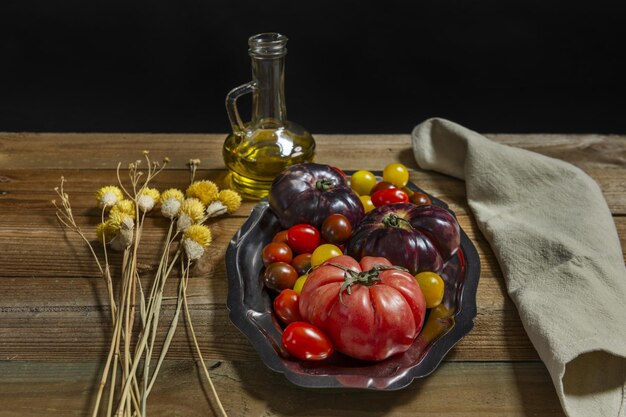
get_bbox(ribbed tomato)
[298,255,426,361]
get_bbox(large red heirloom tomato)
[299,255,426,361]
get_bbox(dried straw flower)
[206,189,242,217]
[218,190,242,214]
[108,211,135,233]
[183,224,212,260]
[96,221,115,243]
[110,199,136,218]
[160,188,184,204]
[184,224,212,247]
[186,180,219,205]
[160,189,184,219]
[96,186,124,209]
[109,213,135,251]
[177,198,205,231]
[181,198,205,223]
[138,187,160,212]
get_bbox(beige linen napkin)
[412,118,626,417]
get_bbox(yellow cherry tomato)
[414,271,445,308]
[311,244,343,267]
[429,303,454,320]
[350,170,377,196]
[359,195,375,213]
[383,163,409,188]
[293,275,308,294]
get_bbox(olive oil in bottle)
[223,33,315,199]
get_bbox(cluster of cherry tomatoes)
[261,214,354,360]
[350,163,432,213]
[261,163,447,362]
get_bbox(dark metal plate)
[226,179,480,390]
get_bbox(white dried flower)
[95,186,124,209]
[177,213,192,232]
[138,195,156,212]
[206,200,228,218]
[109,217,134,251]
[110,230,133,251]
[183,238,205,260]
[161,198,181,219]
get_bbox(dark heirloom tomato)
[262,242,293,266]
[264,262,298,291]
[299,255,426,361]
[291,253,312,276]
[410,192,432,206]
[269,163,364,229]
[345,203,460,275]
[321,214,352,244]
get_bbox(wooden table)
[1,133,624,416]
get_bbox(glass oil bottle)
[223,33,316,199]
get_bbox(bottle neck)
[251,56,287,127]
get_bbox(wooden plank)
[0,360,565,417]
[1,132,625,170]
[0,162,624,217]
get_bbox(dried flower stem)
[181,259,228,417]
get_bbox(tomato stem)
[326,262,408,305]
[315,178,336,191]
[382,213,413,229]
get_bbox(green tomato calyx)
[315,178,336,191]
[328,262,408,305]
[382,213,413,230]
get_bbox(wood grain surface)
[1,132,624,416]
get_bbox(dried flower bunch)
[53,153,241,417]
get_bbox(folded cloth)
[412,118,626,417]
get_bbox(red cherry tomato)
[273,289,303,324]
[281,322,334,361]
[264,262,298,292]
[291,253,312,276]
[262,242,293,266]
[272,230,289,244]
[410,192,432,206]
[287,224,321,254]
[321,214,353,244]
[371,188,409,207]
[371,181,397,195]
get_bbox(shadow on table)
[226,360,422,416]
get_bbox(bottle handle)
[226,81,256,134]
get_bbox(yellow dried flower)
[180,198,205,223]
[95,186,124,209]
[184,224,212,247]
[96,221,116,243]
[218,189,242,214]
[186,180,219,205]
[110,200,136,218]
[160,189,184,205]
[108,211,134,233]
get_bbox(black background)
[1,0,625,134]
